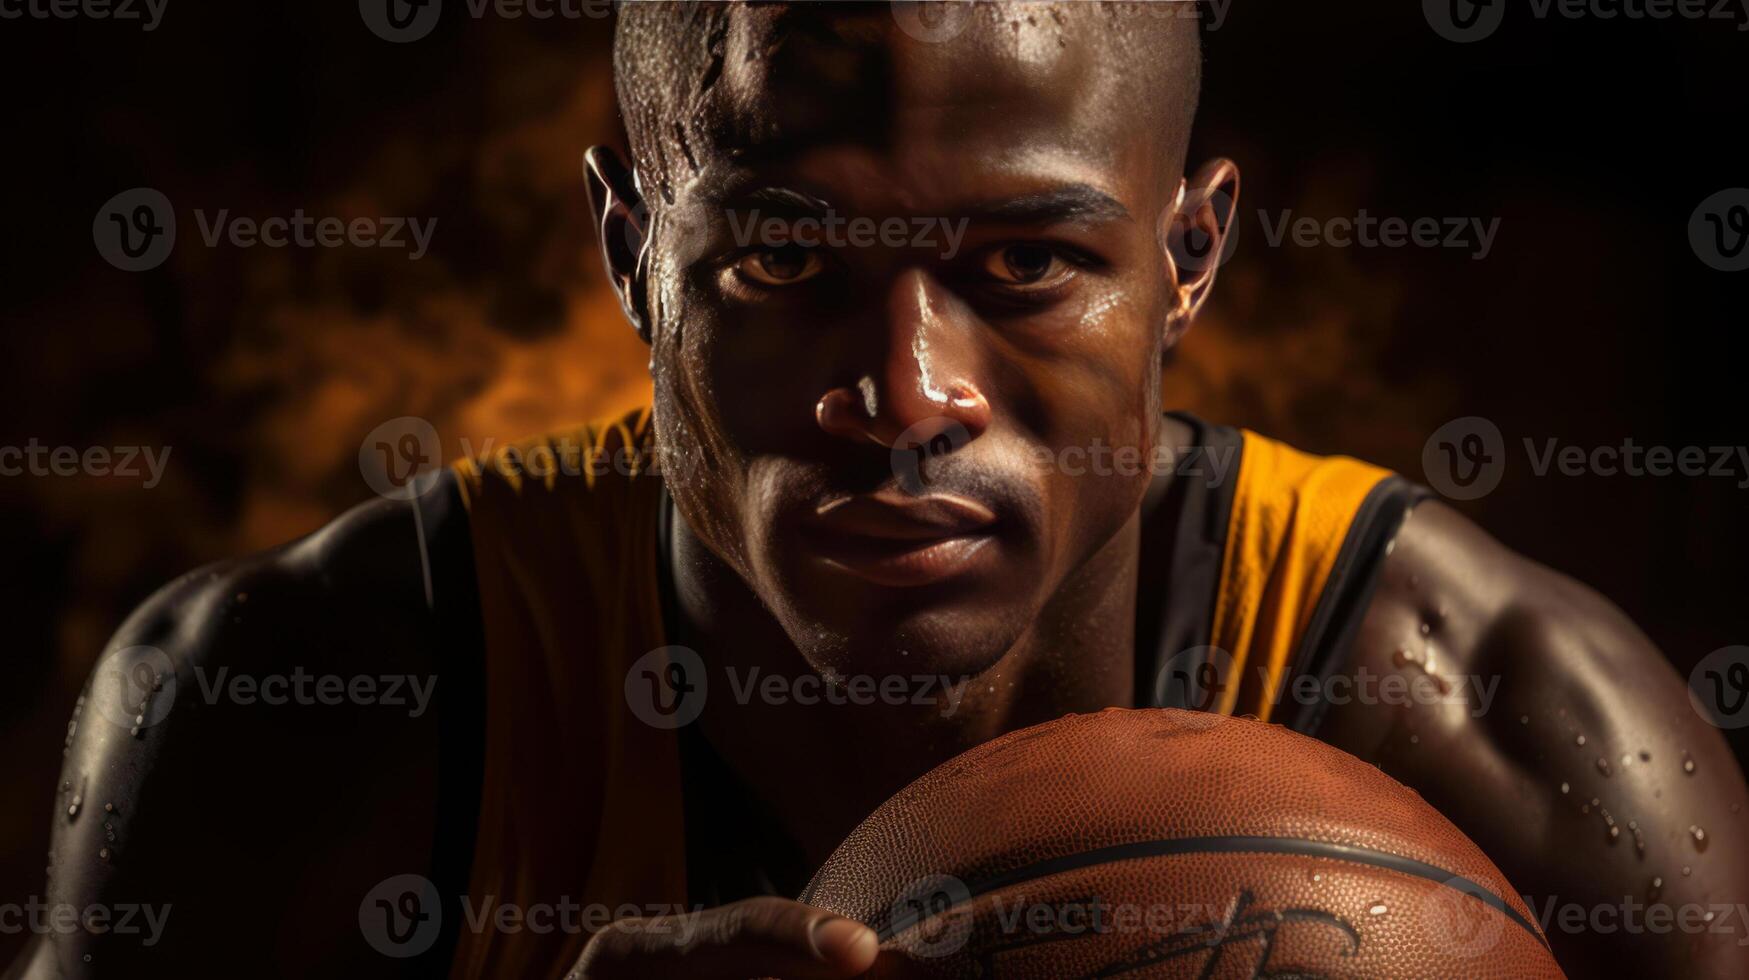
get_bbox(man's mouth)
[800,489,1001,588]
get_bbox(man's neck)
[667,499,1143,867]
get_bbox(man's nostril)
[947,384,984,411]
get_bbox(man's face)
[645,6,1195,679]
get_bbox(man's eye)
[734,244,824,286]
[984,244,1065,286]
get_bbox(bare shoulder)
[1316,500,1749,978]
[10,476,473,977]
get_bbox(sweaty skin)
[11,4,1747,977]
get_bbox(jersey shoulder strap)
[1209,427,1425,729]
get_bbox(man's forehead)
[672,2,1183,210]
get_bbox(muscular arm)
[5,480,467,978]
[1317,501,1749,977]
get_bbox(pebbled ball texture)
[801,708,1564,979]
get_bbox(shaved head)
[614,1,1203,210]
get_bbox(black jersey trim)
[1134,413,1244,710]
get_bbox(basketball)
[802,708,1564,978]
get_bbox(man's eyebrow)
[969,185,1132,224]
[723,186,833,215]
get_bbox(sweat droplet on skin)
[1391,646,1452,695]
[66,775,86,820]
[1682,753,1696,775]
[1690,826,1708,852]
[1576,734,1587,746]
[1597,757,1612,777]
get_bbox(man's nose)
[815,269,991,451]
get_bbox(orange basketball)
[802,708,1564,978]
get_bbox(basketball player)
[14,3,1747,978]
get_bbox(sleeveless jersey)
[440,407,1422,978]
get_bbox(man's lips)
[800,490,1000,588]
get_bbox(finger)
[576,896,878,980]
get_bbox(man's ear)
[1162,157,1241,344]
[584,145,652,343]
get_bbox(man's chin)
[775,592,1034,685]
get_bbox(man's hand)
[572,896,879,979]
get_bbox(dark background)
[2,1,1746,964]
